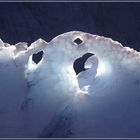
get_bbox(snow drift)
[0,31,140,138]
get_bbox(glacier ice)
[0,31,140,138]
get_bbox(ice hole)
[73,38,83,45]
[73,53,94,74]
[32,51,44,64]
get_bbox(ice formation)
[0,31,140,138]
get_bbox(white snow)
[0,31,140,138]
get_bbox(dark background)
[0,2,140,73]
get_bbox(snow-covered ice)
[0,31,140,138]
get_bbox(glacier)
[0,31,140,138]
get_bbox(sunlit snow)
[0,31,140,138]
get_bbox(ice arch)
[24,31,140,138]
[0,31,140,138]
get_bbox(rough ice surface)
[0,31,140,138]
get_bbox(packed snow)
[0,31,140,138]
